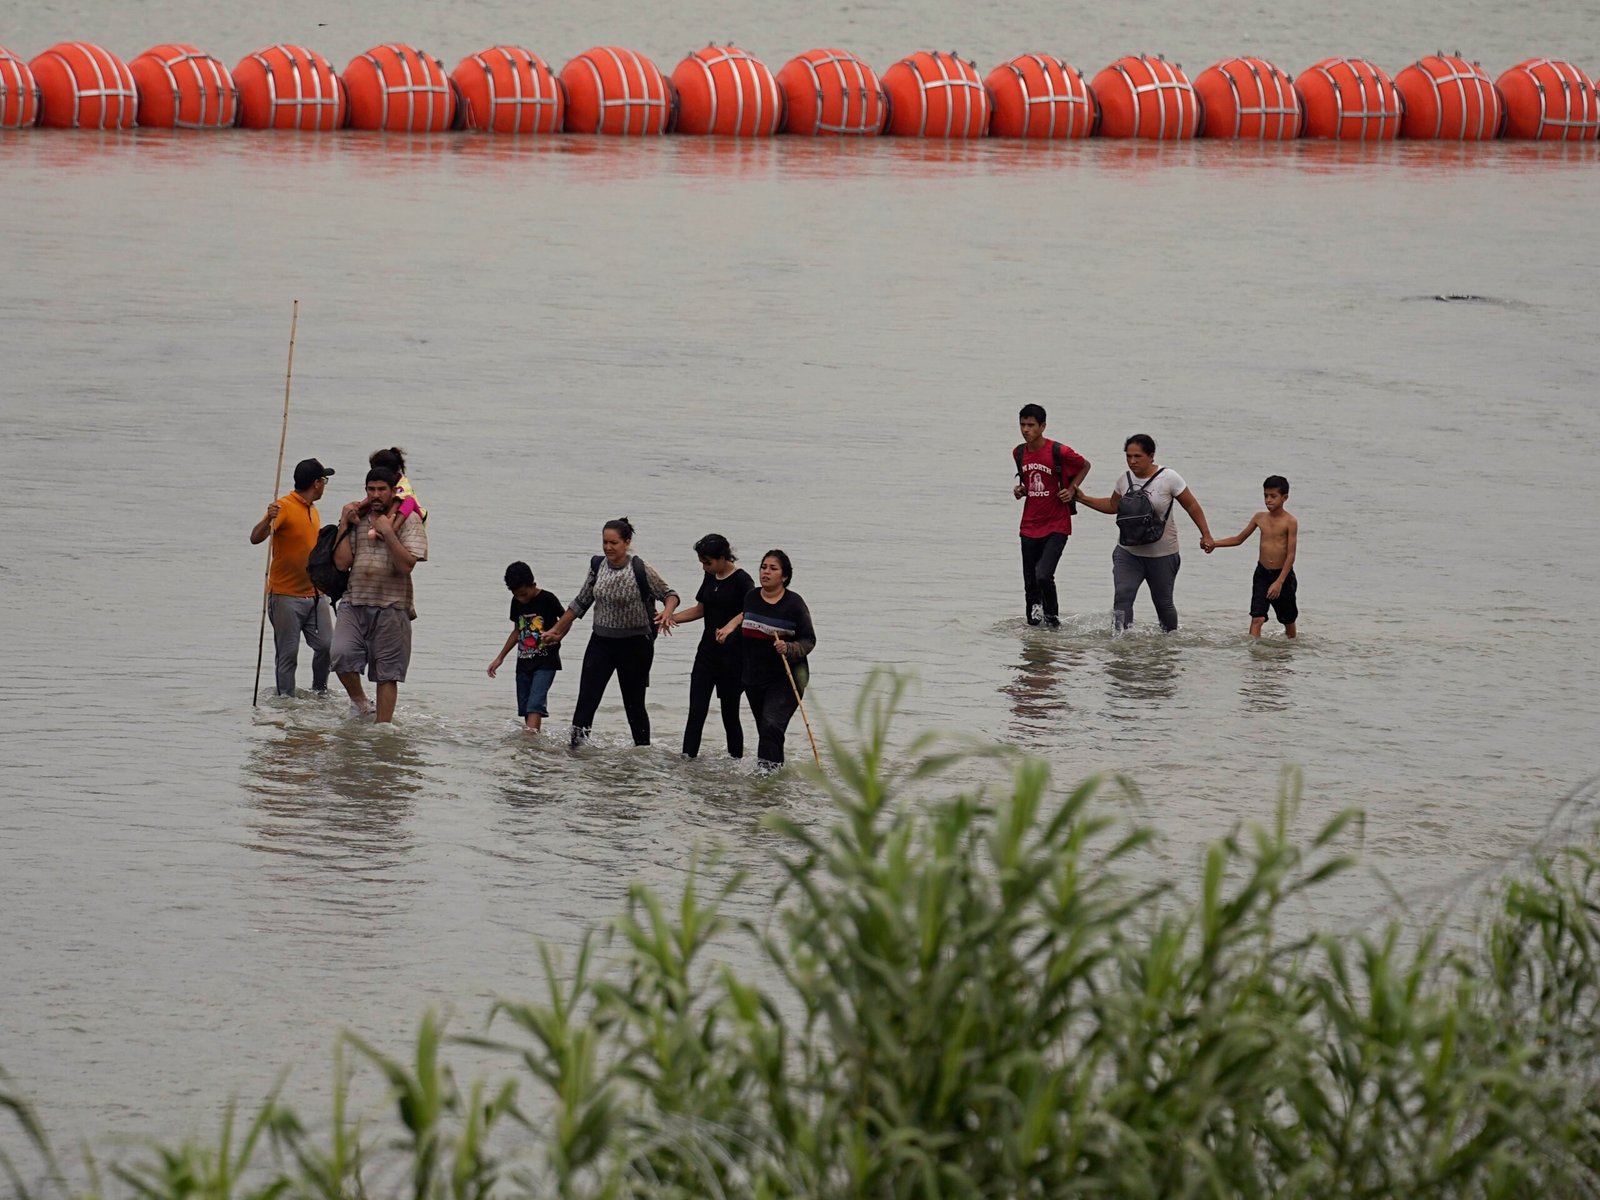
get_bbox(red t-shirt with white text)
[1017,439,1088,538]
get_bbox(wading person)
[1075,434,1215,633]
[1207,474,1299,638]
[1012,403,1090,627]
[740,550,816,772]
[670,534,753,759]
[329,467,429,722]
[248,457,336,696]
[486,561,565,731]
[542,518,679,748]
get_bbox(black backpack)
[590,554,660,640]
[307,524,353,605]
[1115,468,1173,546]
[1014,440,1077,515]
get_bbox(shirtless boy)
[1205,475,1298,638]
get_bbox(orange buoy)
[234,45,345,130]
[1,45,40,127]
[985,53,1095,138]
[450,46,563,133]
[1091,55,1198,139]
[560,47,670,134]
[775,48,886,135]
[882,51,989,137]
[30,42,137,129]
[1395,54,1502,139]
[1495,58,1598,140]
[672,45,782,135]
[1294,58,1402,139]
[129,44,237,128]
[344,44,454,132]
[1193,56,1301,139]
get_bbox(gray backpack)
[1115,469,1173,546]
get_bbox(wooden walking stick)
[253,300,299,707]
[778,646,822,768]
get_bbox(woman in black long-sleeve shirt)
[738,549,815,770]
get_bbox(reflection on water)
[242,713,425,894]
[1003,632,1084,745]
[1240,638,1296,714]
[1102,634,1180,711]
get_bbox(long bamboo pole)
[253,301,299,707]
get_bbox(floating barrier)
[344,44,453,132]
[985,53,1095,138]
[672,45,782,135]
[129,44,236,128]
[775,48,885,135]
[450,46,563,133]
[1396,54,1502,140]
[560,46,670,134]
[234,45,346,130]
[0,45,39,127]
[1193,57,1301,139]
[882,51,989,137]
[30,42,137,129]
[1294,57,1403,139]
[1495,58,1598,140]
[1092,55,1198,139]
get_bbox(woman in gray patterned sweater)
[542,517,679,747]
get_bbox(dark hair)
[504,561,534,590]
[1018,403,1047,424]
[604,517,634,542]
[1124,434,1156,455]
[694,533,735,562]
[365,466,399,487]
[1263,475,1289,495]
[761,548,793,585]
[369,446,407,475]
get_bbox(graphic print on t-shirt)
[516,612,546,657]
[742,612,798,642]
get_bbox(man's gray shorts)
[331,604,413,683]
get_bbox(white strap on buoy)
[148,46,235,128]
[1111,55,1194,139]
[909,51,984,137]
[251,48,341,125]
[1,48,39,122]
[797,51,879,134]
[585,47,665,135]
[359,45,449,131]
[1512,59,1598,139]
[1313,59,1400,140]
[1010,55,1090,139]
[1218,58,1298,138]
[1413,57,1495,139]
[49,43,137,128]
[470,48,556,131]
[685,47,780,135]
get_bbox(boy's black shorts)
[1250,564,1298,624]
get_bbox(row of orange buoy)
[2,42,1599,141]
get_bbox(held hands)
[1057,485,1076,504]
[1200,536,1216,553]
[655,610,676,636]
[714,625,731,644]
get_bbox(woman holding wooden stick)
[738,549,817,771]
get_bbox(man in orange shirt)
[249,458,336,696]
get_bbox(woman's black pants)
[745,678,801,768]
[682,642,744,758]
[570,634,654,746]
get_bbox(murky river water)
[2,0,1598,1155]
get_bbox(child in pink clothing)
[369,447,428,529]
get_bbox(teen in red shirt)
[1012,403,1090,627]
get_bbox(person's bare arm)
[487,628,518,677]
[1209,516,1261,550]
[1061,457,1090,503]
[372,513,417,573]
[714,613,743,643]
[250,502,280,545]
[1177,488,1215,550]
[1268,517,1298,598]
[1074,489,1117,515]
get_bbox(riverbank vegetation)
[6,673,1600,1198]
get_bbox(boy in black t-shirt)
[487,562,564,731]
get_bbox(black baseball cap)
[293,458,335,489]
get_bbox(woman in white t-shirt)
[1075,434,1216,632]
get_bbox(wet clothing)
[268,593,332,695]
[1250,564,1299,626]
[1111,468,1186,559]
[682,568,753,759]
[516,668,558,719]
[511,590,565,673]
[266,490,321,597]
[331,603,413,683]
[567,555,677,746]
[740,589,816,767]
[1112,546,1181,633]
[1017,439,1088,538]
[1021,532,1068,624]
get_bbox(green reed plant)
[7,671,1600,1197]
